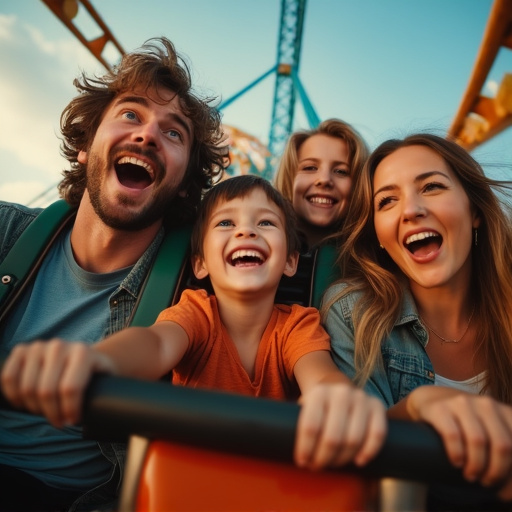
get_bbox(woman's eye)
[423,181,446,193]
[376,196,393,210]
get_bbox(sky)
[0,0,511,207]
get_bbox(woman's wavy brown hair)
[58,37,227,227]
[322,133,512,403]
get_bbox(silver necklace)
[422,305,476,344]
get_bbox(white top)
[435,371,487,394]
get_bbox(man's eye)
[165,129,182,140]
[122,111,138,121]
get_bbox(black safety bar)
[0,371,500,498]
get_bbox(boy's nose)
[235,226,257,238]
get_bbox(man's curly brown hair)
[58,37,227,227]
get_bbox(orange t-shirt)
[155,289,331,401]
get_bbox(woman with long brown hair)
[322,133,512,509]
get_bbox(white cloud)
[0,180,57,207]
[0,14,16,40]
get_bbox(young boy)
[1,175,386,471]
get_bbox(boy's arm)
[293,351,387,471]
[1,321,189,428]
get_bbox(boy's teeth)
[231,249,263,261]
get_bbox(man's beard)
[86,149,180,231]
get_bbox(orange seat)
[135,440,377,511]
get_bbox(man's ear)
[283,251,299,277]
[192,255,209,280]
[77,150,88,164]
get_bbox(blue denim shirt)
[0,201,165,511]
[322,282,435,408]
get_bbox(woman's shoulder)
[322,280,363,308]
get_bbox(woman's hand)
[294,382,387,470]
[405,386,512,500]
[1,339,116,428]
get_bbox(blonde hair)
[322,134,512,403]
[274,119,369,204]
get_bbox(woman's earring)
[379,243,384,249]
[474,228,478,247]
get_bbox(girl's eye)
[333,168,350,176]
[300,165,317,172]
[217,220,233,227]
[259,220,275,227]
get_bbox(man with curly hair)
[0,37,226,512]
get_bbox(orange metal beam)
[447,0,512,150]
[40,0,125,70]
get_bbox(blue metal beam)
[268,0,307,162]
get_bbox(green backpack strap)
[0,200,75,317]
[128,225,192,327]
[311,244,341,310]
[0,198,191,329]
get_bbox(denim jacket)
[0,201,165,511]
[322,282,435,408]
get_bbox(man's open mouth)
[230,249,266,267]
[115,156,155,190]
[404,231,442,257]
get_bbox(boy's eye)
[217,220,233,227]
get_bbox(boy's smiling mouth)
[115,156,155,190]
[230,249,266,267]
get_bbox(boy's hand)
[1,339,116,428]
[405,386,512,500]
[294,382,387,470]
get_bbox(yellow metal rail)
[40,0,125,70]
[448,0,512,150]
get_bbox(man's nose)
[131,120,160,148]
